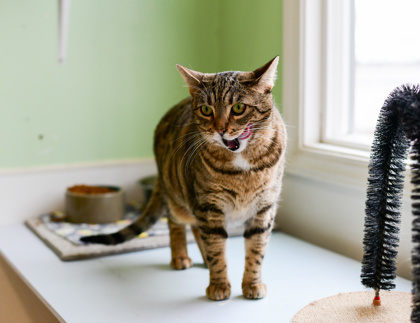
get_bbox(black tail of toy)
[361,85,420,321]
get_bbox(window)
[353,0,420,139]
[286,0,420,162]
[323,0,420,150]
[280,0,413,280]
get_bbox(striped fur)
[81,57,287,301]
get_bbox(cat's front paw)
[171,257,192,270]
[206,283,231,301]
[242,283,267,299]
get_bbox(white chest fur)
[223,199,259,229]
[233,154,251,170]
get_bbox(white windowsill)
[286,145,368,188]
[0,225,412,322]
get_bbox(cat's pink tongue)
[238,124,252,140]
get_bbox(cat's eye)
[232,103,246,115]
[200,105,213,116]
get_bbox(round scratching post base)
[292,291,410,322]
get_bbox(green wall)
[219,0,283,105]
[0,0,282,170]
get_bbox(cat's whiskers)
[255,113,274,123]
[178,135,207,174]
[250,122,285,142]
[251,122,271,132]
[172,133,202,153]
[253,115,273,125]
[174,121,198,128]
[251,125,287,138]
[171,130,202,144]
[184,136,208,175]
[171,132,203,162]
[252,127,286,137]
[172,138,202,163]
[184,138,207,175]
[252,133,282,147]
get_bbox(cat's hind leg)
[167,199,196,270]
[191,225,208,267]
[168,219,192,270]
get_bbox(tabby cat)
[81,56,287,301]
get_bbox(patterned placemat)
[38,205,169,245]
[25,205,243,261]
[25,206,179,261]
[291,291,411,322]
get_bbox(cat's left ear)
[243,56,279,94]
[176,64,204,96]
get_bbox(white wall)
[0,160,156,226]
[277,172,413,280]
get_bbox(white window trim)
[280,0,413,281]
[282,0,370,189]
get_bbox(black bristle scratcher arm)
[361,85,420,321]
[361,86,410,292]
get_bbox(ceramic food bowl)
[138,175,157,205]
[65,185,125,224]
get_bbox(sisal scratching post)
[291,291,411,322]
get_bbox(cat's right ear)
[176,64,204,96]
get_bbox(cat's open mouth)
[222,124,253,151]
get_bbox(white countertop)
[0,225,412,323]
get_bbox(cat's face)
[177,57,279,153]
[190,73,273,153]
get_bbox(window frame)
[282,0,370,188]
[280,0,413,281]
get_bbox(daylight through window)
[324,0,420,150]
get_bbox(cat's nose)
[217,129,226,136]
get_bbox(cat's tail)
[80,179,165,245]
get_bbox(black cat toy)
[361,84,420,322]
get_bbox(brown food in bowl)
[67,185,116,195]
